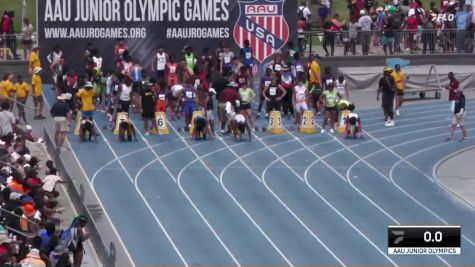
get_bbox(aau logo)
[233,0,289,63]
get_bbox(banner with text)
[38,0,297,77]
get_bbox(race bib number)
[245,52,251,59]
[195,79,200,86]
[296,65,303,72]
[239,78,246,84]
[159,94,166,100]
[185,91,193,98]
[269,87,277,96]
[326,79,333,86]
[264,81,271,87]
[170,66,176,73]
[224,56,231,64]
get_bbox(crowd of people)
[0,2,470,265]
[297,0,475,56]
[0,115,91,267]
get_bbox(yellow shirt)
[14,82,29,98]
[0,80,13,98]
[29,51,40,71]
[309,61,321,84]
[31,74,43,96]
[76,88,96,111]
[392,71,405,90]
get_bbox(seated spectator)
[20,235,46,267]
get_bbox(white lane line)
[303,122,457,266]
[432,144,475,212]
[389,137,475,248]
[366,121,475,182]
[363,103,475,126]
[94,123,189,266]
[63,136,137,267]
[357,99,475,116]
[217,134,347,267]
[368,114,475,134]
[258,142,398,266]
[91,140,204,185]
[128,122,241,267]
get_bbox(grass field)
[0,0,36,32]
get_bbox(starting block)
[150,112,169,135]
[189,111,204,134]
[74,112,81,135]
[267,111,285,134]
[300,110,318,134]
[113,112,129,135]
[337,110,351,133]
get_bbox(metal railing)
[0,206,40,241]
[300,29,475,56]
[0,33,38,61]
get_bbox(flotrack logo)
[233,0,289,63]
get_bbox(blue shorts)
[184,102,195,115]
[82,110,94,118]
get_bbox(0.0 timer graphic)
[388,225,461,255]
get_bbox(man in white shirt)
[42,173,65,198]
[298,1,312,24]
[0,102,15,138]
[152,46,167,82]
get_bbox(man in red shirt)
[406,10,419,53]
[218,82,240,135]
[445,72,460,113]
[114,39,128,59]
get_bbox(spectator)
[456,3,471,53]
[0,102,15,138]
[392,9,403,53]
[358,9,373,55]
[406,9,419,53]
[21,18,34,60]
[47,45,63,66]
[383,8,395,55]
[50,93,72,151]
[422,12,438,54]
[297,17,307,54]
[32,67,46,120]
[20,235,46,267]
[14,75,29,124]
[298,1,312,25]
[322,14,343,56]
[29,46,41,74]
[49,245,71,267]
[0,73,14,103]
[0,233,14,265]
[318,0,331,28]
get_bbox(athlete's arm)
[277,84,287,100]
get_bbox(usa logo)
[233,0,290,63]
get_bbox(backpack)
[298,6,309,21]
